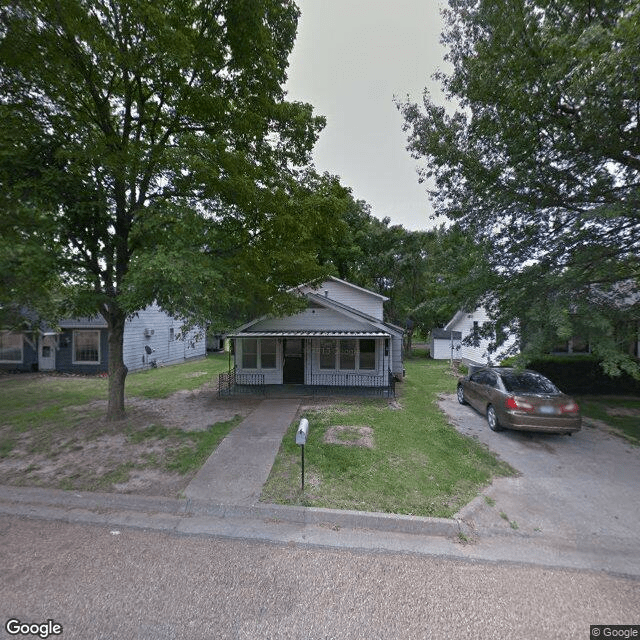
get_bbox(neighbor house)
[0,302,206,374]
[224,277,404,393]
[436,306,517,371]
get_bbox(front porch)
[217,367,396,399]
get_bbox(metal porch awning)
[228,331,391,338]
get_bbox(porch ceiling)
[228,330,391,338]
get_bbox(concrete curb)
[0,485,469,539]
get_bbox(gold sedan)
[457,367,582,434]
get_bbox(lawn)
[261,359,515,518]
[0,353,237,493]
[578,396,640,445]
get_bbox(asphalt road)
[1,515,639,640]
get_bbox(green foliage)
[317,196,488,338]
[0,1,342,417]
[398,0,640,377]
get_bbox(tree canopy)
[0,0,342,418]
[399,0,640,375]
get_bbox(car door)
[465,371,486,410]
[476,370,499,411]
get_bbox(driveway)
[439,394,640,552]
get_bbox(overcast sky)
[285,0,451,231]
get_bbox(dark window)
[340,339,356,370]
[359,339,376,370]
[472,321,480,347]
[500,372,559,394]
[320,339,336,369]
[242,338,258,369]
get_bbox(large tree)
[399,0,640,375]
[0,0,336,418]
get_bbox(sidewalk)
[184,398,301,505]
[1,396,639,577]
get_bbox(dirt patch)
[606,407,640,418]
[0,386,261,497]
[323,425,374,449]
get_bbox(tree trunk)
[106,309,128,421]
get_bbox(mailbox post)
[296,418,309,490]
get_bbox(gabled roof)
[230,288,403,338]
[296,276,389,302]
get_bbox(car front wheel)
[457,385,466,405]
[487,405,503,432]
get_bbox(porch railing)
[218,367,395,398]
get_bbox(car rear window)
[500,372,559,394]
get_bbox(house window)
[73,330,100,363]
[242,338,258,369]
[241,338,277,369]
[340,339,356,370]
[0,331,22,363]
[472,321,480,347]
[261,338,277,369]
[320,339,336,369]
[359,339,376,370]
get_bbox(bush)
[522,355,640,395]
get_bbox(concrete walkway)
[184,398,301,505]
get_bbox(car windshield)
[500,372,559,394]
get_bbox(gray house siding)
[299,278,387,321]
[2,304,205,375]
[123,303,206,371]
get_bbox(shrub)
[522,355,640,395]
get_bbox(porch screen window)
[319,339,336,369]
[242,338,258,369]
[73,330,100,363]
[261,338,277,369]
[359,339,376,370]
[340,339,356,370]
[0,331,22,362]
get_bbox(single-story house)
[437,306,517,370]
[225,277,404,393]
[0,302,206,374]
[430,328,462,360]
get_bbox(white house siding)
[299,278,386,321]
[445,308,516,368]
[122,303,205,372]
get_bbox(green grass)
[0,353,230,458]
[261,359,515,518]
[578,396,640,445]
[126,416,243,474]
[0,353,234,493]
[125,352,230,399]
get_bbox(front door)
[39,335,56,371]
[282,339,304,384]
